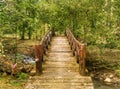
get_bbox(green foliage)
[14,72,28,80]
[9,80,23,86]
[106,39,117,49]
[117,71,120,77]
[0,0,120,49]
[0,71,2,76]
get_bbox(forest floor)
[87,46,120,89]
[0,39,120,89]
[0,76,25,89]
[0,39,36,89]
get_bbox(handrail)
[66,28,86,75]
[34,29,53,75]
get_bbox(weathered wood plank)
[25,36,94,89]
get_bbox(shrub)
[15,72,28,80]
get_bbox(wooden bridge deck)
[25,36,94,89]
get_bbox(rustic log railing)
[34,30,53,75]
[66,28,86,75]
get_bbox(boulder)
[104,77,112,84]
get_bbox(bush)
[105,42,117,49]
[15,72,28,80]
[117,71,120,77]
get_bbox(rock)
[90,73,94,78]
[21,55,35,64]
[109,74,114,78]
[30,70,36,76]
[100,77,103,81]
[68,70,71,72]
[20,65,33,73]
[104,78,112,83]
[25,84,35,89]
[2,72,7,77]
[29,65,36,76]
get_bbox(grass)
[0,73,28,88]
[87,45,120,71]
[87,45,120,62]
[14,72,28,80]
[9,78,27,86]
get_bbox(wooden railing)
[66,28,86,75]
[34,30,53,75]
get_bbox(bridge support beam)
[79,44,86,76]
[34,45,43,75]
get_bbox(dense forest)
[0,0,120,89]
[0,0,120,48]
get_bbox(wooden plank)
[25,36,93,89]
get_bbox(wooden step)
[42,61,78,67]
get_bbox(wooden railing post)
[79,44,86,75]
[34,44,43,75]
[66,28,87,76]
[34,30,53,75]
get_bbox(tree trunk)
[83,25,86,43]
[21,29,25,40]
[28,28,32,39]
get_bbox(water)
[21,55,35,64]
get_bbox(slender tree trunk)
[21,29,25,40]
[83,11,88,43]
[83,25,86,43]
[28,28,32,39]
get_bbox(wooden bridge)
[25,28,94,89]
